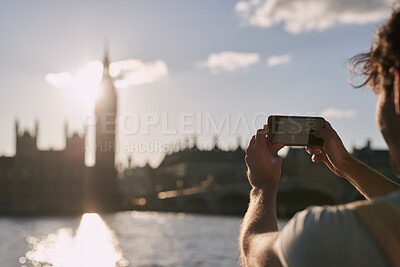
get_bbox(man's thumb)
[270,142,284,156]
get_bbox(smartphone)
[267,115,325,146]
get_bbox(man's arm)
[239,127,284,267]
[340,157,399,199]
[307,121,400,200]
[239,187,282,267]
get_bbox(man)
[240,8,400,267]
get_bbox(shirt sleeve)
[276,205,390,267]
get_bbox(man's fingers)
[306,146,314,154]
[269,142,284,156]
[306,145,324,154]
[314,129,327,138]
[246,135,256,154]
[249,135,256,147]
[324,121,333,130]
[311,153,322,162]
[255,128,268,146]
[312,153,336,171]
[264,124,269,135]
[314,121,334,139]
[311,152,328,163]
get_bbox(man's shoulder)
[277,197,395,267]
[281,189,400,239]
[384,189,400,207]
[278,204,359,252]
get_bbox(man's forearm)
[239,186,278,265]
[341,157,400,199]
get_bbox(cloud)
[45,59,168,90]
[235,0,393,34]
[110,59,168,88]
[45,61,105,107]
[198,51,259,73]
[45,72,73,88]
[320,108,357,118]
[45,61,103,89]
[267,54,291,67]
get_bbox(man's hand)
[307,121,400,199]
[306,121,352,178]
[245,125,285,189]
[240,125,284,267]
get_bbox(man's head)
[350,7,400,177]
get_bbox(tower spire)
[103,39,110,71]
[15,119,19,137]
[34,119,39,137]
[64,120,69,137]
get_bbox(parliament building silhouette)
[0,51,119,215]
[0,51,397,216]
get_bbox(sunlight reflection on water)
[2,212,287,266]
[24,213,129,267]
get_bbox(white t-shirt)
[277,190,400,267]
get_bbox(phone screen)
[268,115,325,146]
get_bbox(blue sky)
[0,0,394,167]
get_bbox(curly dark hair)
[349,6,400,95]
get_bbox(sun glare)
[72,61,103,111]
[24,213,129,267]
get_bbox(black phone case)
[267,115,325,146]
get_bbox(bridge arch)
[276,187,336,217]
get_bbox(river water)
[0,211,287,267]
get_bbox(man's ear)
[394,69,400,115]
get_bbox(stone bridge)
[153,176,363,217]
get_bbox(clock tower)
[86,49,119,212]
[95,50,117,170]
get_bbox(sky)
[0,0,395,168]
